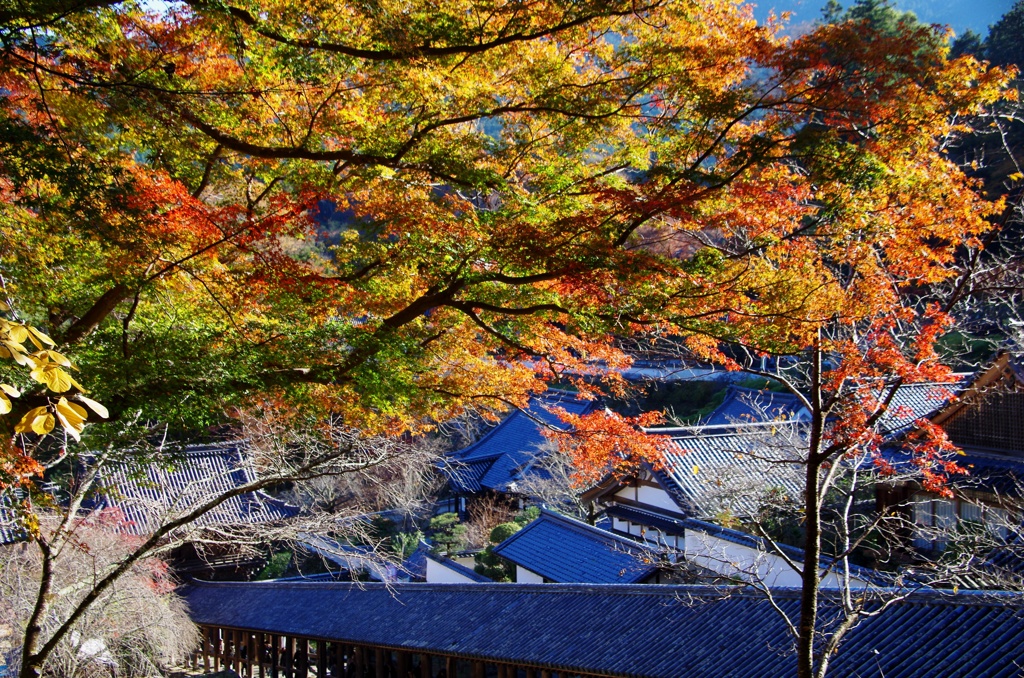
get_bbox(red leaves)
[544,408,672,486]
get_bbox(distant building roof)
[646,422,807,518]
[877,380,964,436]
[442,392,597,495]
[424,553,492,583]
[702,386,807,426]
[0,491,25,545]
[183,580,1024,678]
[85,443,297,536]
[492,510,657,583]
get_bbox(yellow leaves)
[0,312,105,440]
[76,395,108,419]
[30,362,79,393]
[55,397,88,441]
[16,406,55,435]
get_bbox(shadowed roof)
[492,510,657,583]
[442,392,596,494]
[645,422,807,518]
[182,580,1024,678]
[85,443,297,535]
[702,385,807,426]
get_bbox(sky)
[751,0,1016,37]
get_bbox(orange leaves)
[544,408,671,486]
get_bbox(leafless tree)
[513,439,591,521]
[0,519,198,678]
[5,406,418,678]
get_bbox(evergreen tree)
[985,0,1024,67]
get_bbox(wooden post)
[445,657,456,677]
[297,638,309,678]
[271,635,280,678]
[375,649,386,678]
[318,642,328,678]
[286,636,295,678]
[353,645,365,677]
[256,633,265,678]
[212,628,221,672]
[473,661,486,678]
[234,630,243,676]
[202,627,210,673]
[524,669,536,678]
[249,632,257,678]
[419,654,431,678]
[397,651,409,678]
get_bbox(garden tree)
[427,512,467,554]
[474,521,521,582]
[0,1,1014,677]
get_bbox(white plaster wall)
[516,566,544,583]
[684,531,867,589]
[425,557,481,584]
[636,484,683,513]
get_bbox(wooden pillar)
[473,661,486,678]
[230,630,240,675]
[419,654,431,678]
[256,633,265,678]
[318,642,328,678]
[202,627,211,673]
[375,649,386,678]
[271,635,280,678]
[213,628,221,672]
[445,657,456,677]
[524,669,536,678]
[286,636,295,678]
[397,651,410,678]
[249,632,257,678]
[353,645,365,677]
[297,638,309,678]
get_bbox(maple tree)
[0,0,1016,676]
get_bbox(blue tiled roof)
[646,422,806,518]
[493,510,657,583]
[85,444,298,536]
[878,380,964,436]
[442,392,597,494]
[703,386,807,426]
[183,580,1024,678]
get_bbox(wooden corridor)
[195,625,600,678]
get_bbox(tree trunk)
[797,342,825,678]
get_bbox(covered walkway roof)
[182,580,1024,678]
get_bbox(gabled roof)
[442,392,597,494]
[647,422,807,519]
[492,510,657,583]
[183,580,1024,678]
[85,443,297,536]
[702,385,807,426]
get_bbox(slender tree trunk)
[20,539,54,678]
[797,454,823,678]
[797,342,824,678]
